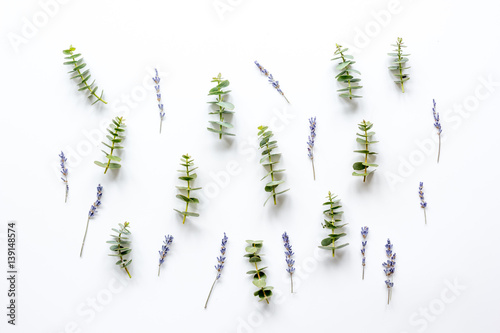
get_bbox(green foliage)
[94,117,126,174]
[245,240,273,304]
[174,154,201,224]
[352,120,378,182]
[107,222,132,278]
[318,192,349,257]
[257,126,289,206]
[207,73,235,139]
[388,37,410,93]
[331,44,362,99]
[62,45,107,105]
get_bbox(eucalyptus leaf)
[108,222,132,278]
[388,37,410,92]
[207,73,235,138]
[175,154,200,223]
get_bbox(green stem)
[159,118,163,134]
[124,264,131,278]
[329,193,335,258]
[266,142,276,205]
[104,117,121,174]
[80,217,90,257]
[362,265,365,280]
[290,273,294,293]
[183,157,190,224]
[252,244,269,304]
[254,261,269,304]
[437,134,441,163]
[218,82,224,140]
[204,277,217,309]
[311,160,316,180]
[398,42,405,93]
[117,230,131,278]
[69,52,107,104]
[339,50,352,100]
[424,207,427,225]
[364,125,368,183]
[104,144,115,174]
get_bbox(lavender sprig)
[205,233,228,309]
[158,235,174,276]
[153,68,165,134]
[59,151,69,203]
[254,61,290,103]
[361,226,369,280]
[282,232,295,293]
[419,182,427,224]
[80,184,103,257]
[307,117,317,180]
[382,239,396,304]
[432,99,442,163]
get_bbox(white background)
[0,0,499,332]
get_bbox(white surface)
[0,0,499,332]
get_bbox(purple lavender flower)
[361,226,368,279]
[158,234,174,276]
[215,233,228,280]
[59,151,69,203]
[307,117,317,180]
[382,239,396,304]
[282,232,295,293]
[153,68,165,133]
[419,182,427,224]
[432,99,442,163]
[254,61,290,103]
[205,233,228,309]
[80,184,103,257]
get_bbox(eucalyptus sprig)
[318,191,349,257]
[245,240,273,304]
[174,154,201,224]
[352,120,378,182]
[258,125,289,206]
[94,117,126,174]
[208,73,235,139]
[62,45,107,105]
[332,44,362,99]
[107,222,132,278]
[388,37,410,93]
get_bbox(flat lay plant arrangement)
[60,37,437,306]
